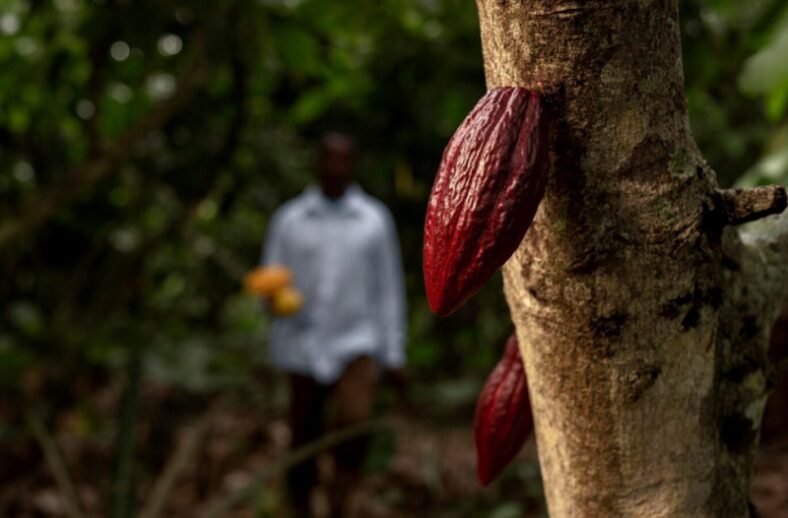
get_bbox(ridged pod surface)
[423,87,548,316]
[474,333,533,486]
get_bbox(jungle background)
[1,0,788,516]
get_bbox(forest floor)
[1,381,787,517]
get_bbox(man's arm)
[376,209,407,369]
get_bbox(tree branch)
[111,348,143,518]
[24,407,85,518]
[739,209,788,311]
[138,406,218,518]
[712,210,788,509]
[718,186,787,226]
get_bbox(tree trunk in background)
[475,0,788,516]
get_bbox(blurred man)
[261,132,406,517]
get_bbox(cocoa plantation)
[1,0,788,516]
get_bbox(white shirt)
[261,184,406,384]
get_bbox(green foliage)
[0,0,496,396]
[736,6,788,187]
[680,0,788,186]
[0,0,783,388]
[0,0,784,400]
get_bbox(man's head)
[318,131,356,199]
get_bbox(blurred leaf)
[737,147,788,186]
[273,25,321,76]
[740,25,788,97]
[0,335,34,383]
[489,502,526,518]
[7,302,43,337]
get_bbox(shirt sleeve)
[261,211,287,267]
[375,208,407,369]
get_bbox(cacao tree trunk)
[475,0,788,516]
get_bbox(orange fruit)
[243,265,292,296]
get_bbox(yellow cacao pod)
[270,287,304,317]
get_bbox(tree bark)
[474,0,788,516]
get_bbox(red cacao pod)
[424,87,548,316]
[474,333,533,486]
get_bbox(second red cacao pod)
[423,87,549,316]
[474,333,533,486]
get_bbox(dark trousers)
[286,356,377,517]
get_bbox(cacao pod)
[423,87,548,315]
[474,333,533,486]
[244,265,292,296]
[270,286,304,317]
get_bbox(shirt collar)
[303,184,364,217]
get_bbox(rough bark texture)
[474,0,788,516]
